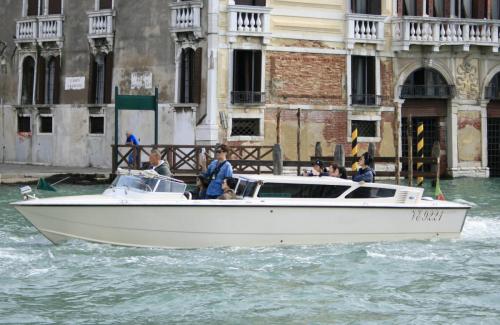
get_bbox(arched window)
[486,73,500,100]
[179,48,202,104]
[21,56,35,105]
[401,68,451,99]
[45,56,60,104]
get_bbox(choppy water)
[1,179,500,324]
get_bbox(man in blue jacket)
[202,144,233,199]
[352,152,375,183]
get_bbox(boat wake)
[461,216,500,240]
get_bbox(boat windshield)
[111,175,186,193]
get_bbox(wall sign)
[131,72,153,90]
[64,77,86,90]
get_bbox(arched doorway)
[400,68,453,175]
[486,73,500,176]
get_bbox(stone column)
[480,99,490,175]
[447,99,459,175]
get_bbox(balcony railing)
[16,18,37,40]
[393,16,500,52]
[350,94,382,106]
[400,85,455,99]
[346,14,386,50]
[88,9,114,38]
[231,91,266,105]
[16,15,64,45]
[227,5,271,43]
[169,0,203,40]
[485,86,500,100]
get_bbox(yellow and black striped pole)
[416,122,424,187]
[351,127,359,173]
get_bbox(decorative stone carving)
[456,60,479,99]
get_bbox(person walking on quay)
[125,131,140,167]
[202,144,233,199]
[149,149,172,177]
[352,152,375,183]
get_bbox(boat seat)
[183,191,192,200]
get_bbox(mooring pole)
[351,127,359,174]
[416,121,424,187]
[407,115,413,186]
[296,108,302,176]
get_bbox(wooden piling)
[273,144,284,175]
[351,128,359,173]
[334,144,345,167]
[315,142,323,157]
[432,141,441,187]
[416,121,424,187]
[368,142,376,170]
[276,108,281,144]
[296,108,302,175]
[407,115,413,186]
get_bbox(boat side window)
[155,179,187,193]
[243,181,258,197]
[236,179,248,196]
[258,183,350,198]
[345,187,396,199]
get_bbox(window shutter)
[193,48,202,104]
[99,0,113,10]
[48,0,62,15]
[370,0,382,14]
[27,0,38,16]
[36,56,46,104]
[88,54,97,104]
[416,0,424,15]
[472,0,486,18]
[53,56,61,104]
[104,52,114,104]
[253,50,262,92]
[367,57,376,96]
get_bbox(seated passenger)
[303,160,328,176]
[149,149,172,177]
[218,177,237,200]
[352,152,375,183]
[191,174,209,200]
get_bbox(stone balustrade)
[88,10,114,38]
[393,16,500,52]
[16,18,38,40]
[169,0,203,40]
[346,14,386,50]
[227,5,271,43]
[16,15,64,45]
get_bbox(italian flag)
[435,177,445,201]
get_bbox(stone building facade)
[1,0,499,177]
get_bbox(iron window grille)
[89,115,104,134]
[39,115,53,133]
[231,118,260,136]
[351,120,377,138]
[350,94,382,106]
[17,115,31,133]
[400,85,454,99]
[231,91,266,105]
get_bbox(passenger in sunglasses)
[201,144,233,199]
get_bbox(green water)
[1,179,499,324]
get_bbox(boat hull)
[14,204,468,248]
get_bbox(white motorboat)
[12,169,470,248]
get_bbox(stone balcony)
[87,9,115,53]
[169,0,203,41]
[346,14,386,50]
[227,5,271,44]
[16,15,64,47]
[393,16,500,52]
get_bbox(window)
[352,120,377,138]
[39,115,53,133]
[401,68,450,99]
[179,48,202,104]
[48,0,62,15]
[232,50,263,105]
[89,115,105,134]
[21,56,35,105]
[18,115,31,133]
[351,56,376,105]
[351,0,381,15]
[258,183,350,199]
[231,118,260,136]
[89,52,113,104]
[235,0,266,5]
[99,0,113,10]
[36,56,60,105]
[403,0,417,15]
[27,0,39,16]
[346,187,396,199]
[235,179,258,197]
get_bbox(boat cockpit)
[109,169,187,194]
